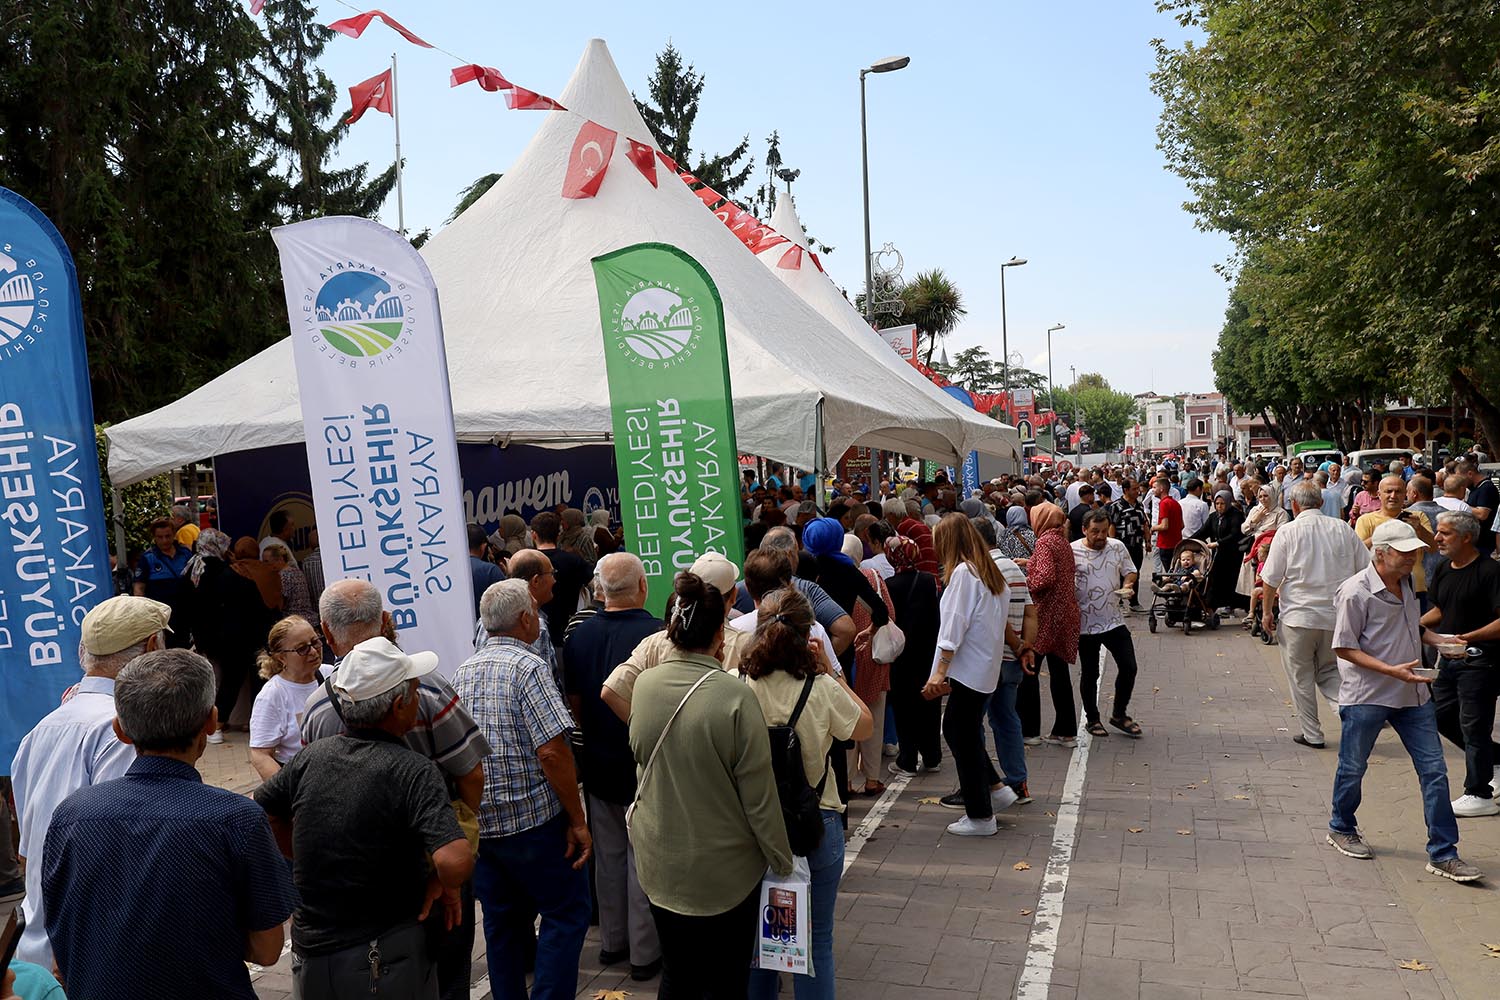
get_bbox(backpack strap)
[785,674,829,796]
[324,675,347,724]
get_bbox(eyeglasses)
[276,638,324,657]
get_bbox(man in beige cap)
[256,635,473,999]
[600,552,749,720]
[10,594,169,968]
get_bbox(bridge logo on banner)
[0,187,114,768]
[593,243,744,617]
[275,216,473,676]
[312,269,410,360]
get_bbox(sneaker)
[939,791,966,810]
[992,785,1020,811]
[1426,857,1485,883]
[1043,734,1078,749]
[920,760,943,774]
[1013,781,1033,805]
[1023,736,1044,747]
[882,743,899,757]
[946,815,998,837]
[1326,830,1373,860]
[1292,735,1326,749]
[1451,794,1500,817]
[1491,766,1500,797]
[205,729,225,745]
[888,761,918,779]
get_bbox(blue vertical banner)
[0,188,114,769]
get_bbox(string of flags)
[249,2,818,269]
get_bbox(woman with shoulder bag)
[628,573,793,999]
[742,588,872,1000]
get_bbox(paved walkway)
[229,616,1500,999]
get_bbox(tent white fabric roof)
[761,195,1018,462]
[106,39,986,485]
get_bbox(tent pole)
[392,51,405,237]
[814,399,828,509]
[111,487,127,591]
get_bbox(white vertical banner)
[273,217,474,674]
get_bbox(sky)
[306,0,1231,398]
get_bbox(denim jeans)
[473,812,592,1000]
[749,809,844,1000]
[986,660,1027,790]
[1330,702,1458,863]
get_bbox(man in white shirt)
[1179,479,1211,538]
[1260,481,1372,749]
[1436,474,1473,513]
[1072,510,1143,738]
[10,595,170,967]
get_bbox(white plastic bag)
[755,856,813,975]
[870,621,906,663]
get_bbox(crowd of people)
[2,450,1496,999]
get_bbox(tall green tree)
[634,41,754,195]
[1153,0,1500,449]
[0,0,285,423]
[253,0,396,221]
[900,270,967,366]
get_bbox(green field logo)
[314,270,406,357]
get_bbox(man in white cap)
[1326,520,1483,882]
[10,594,169,968]
[255,635,474,999]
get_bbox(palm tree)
[902,269,967,366]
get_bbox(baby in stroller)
[1147,539,1220,633]
[1156,548,1205,593]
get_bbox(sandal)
[1084,721,1108,737]
[1109,716,1143,737]
[860,782,886,797]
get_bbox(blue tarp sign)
[0,187,114,769]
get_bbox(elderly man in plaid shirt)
[454,578,592,1000]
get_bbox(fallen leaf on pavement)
[1216,653,1225,657]
[1153,686,1160,693]
[1020,908,1033,916]
[594,991,632,1000]
[1231,794,1250,800]
[1044,810,1055,817]
[917,796,943,805]
[1483,942,1500,956]
[1396,959,1430,971]
[1176,829,1193,836]
[1013,861,1032,871]
[1127,827,1144,833]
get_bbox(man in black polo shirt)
[257,637,473,999]
[561,552,664,981]
[1421,510,1500,818]
[1067,483,1097,542]
[1458,458,1498,556]
[530,511,592,644]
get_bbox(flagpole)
[392,51,405,237]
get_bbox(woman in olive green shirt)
[629,572,793,998]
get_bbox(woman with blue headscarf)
[802,518,890,667]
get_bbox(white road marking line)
[843,770,913,874]
[471,974,490,1000]
[1015,668,1100,1000]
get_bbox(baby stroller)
[1147,538,1220,634]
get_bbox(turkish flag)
[777,246,804,270]
[562,121,618,199]
[345,69,394,124]
[328,10,433,48]
[626,140,657,187]
[808,251,825,273]
[693,185,725,208]
[507,87,565,111]
[450,64,511,92]
[655,151,680,173]
[250,0,266,13]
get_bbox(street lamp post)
[860,56,910,326]
[1000,256,1027,419]
[1047,323,1066,467]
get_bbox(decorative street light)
[860,56,910,326]
[1000,256,1027,419]
[1047,323,1066,467]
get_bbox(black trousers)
[432,878,475,1000]
[1124,544,1144,604]
[1078,626,1140,726]
[208,650,256,725]
[942,679,1000,819]
[1017,653,1077,738]
[1432,661,1500,798]
[889,671,942,771]
[649,885,760,1000]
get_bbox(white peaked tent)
[760,195,1019,463]
[106,39,986,485]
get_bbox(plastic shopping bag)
[755,856,812,976]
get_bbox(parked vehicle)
[1346,449,1415,473]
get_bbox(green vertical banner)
[592,243,744,616]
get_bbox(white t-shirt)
[1179,494,1210,537]
[863,552,895,580]
[1071,537,1134,635]
[1435,496,1473,513]
[250,673,324,763]
[730,608,841,675]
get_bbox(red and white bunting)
[250,0,266,13]
[328,9,433,48]
[506,87,565,111]
[345,68,394,124]
[626,140,657,187]
[777,246,804,270]
[450,64,511,92]
[693,185,726,209]
[562,121,618,199]
[656,151,681,173]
